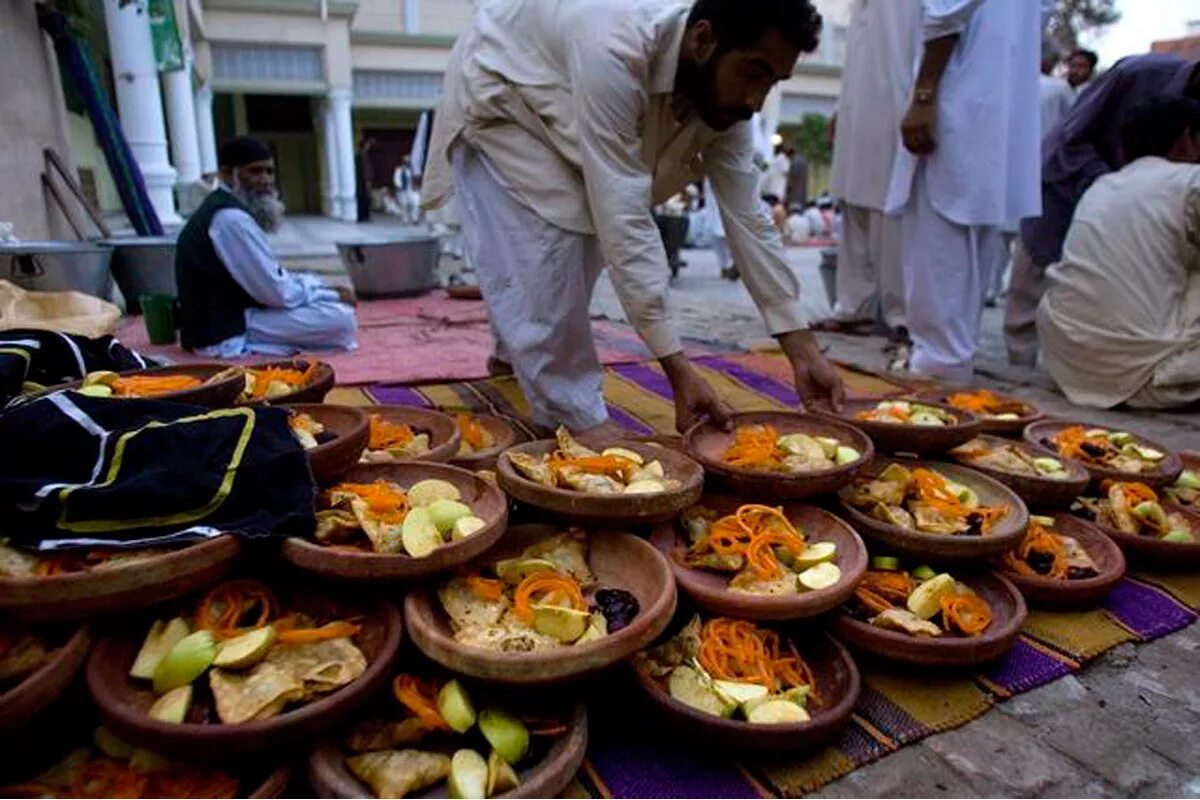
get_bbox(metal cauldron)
[336,237,439,298]
[100,236,177,314]
[0,240,113,299]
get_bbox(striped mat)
[328,351,1199,797]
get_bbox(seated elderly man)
[1037,97,1200,409]
[175,136,356,355]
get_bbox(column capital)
[327,87,353,104]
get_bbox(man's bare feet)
[486,356,513,376]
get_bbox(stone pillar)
[194,81,218,174]
[163,67,201,184]
[102,0,180,224]
[319,98,341,218]
[329,88,357,221]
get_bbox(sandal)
[810,318,874,335]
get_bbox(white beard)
[231,177,286,233]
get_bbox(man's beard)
[675,51,752,132]
[231,178,286,233]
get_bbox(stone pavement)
[279,216,1200,796]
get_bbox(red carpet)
[117,292,713,386]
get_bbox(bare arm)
[900,34,959,154]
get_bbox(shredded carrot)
[329,480,409,524]
[547,454,638,481]
[466,575,505,602]
[392,674,450,731]
[68,758,149,798]
[690,504,806,580]
[1002,519,1069,579]
[940,592,992,636]
[1104,480,1158,509]
[856,404,911,423]
[512,572,586,622]
[697,617,817,698]
[909,468,1007,534]
[245,362,318,400]
[1051,425,1119,464]
[111,374,202,397]
[147,768,240,799]
[720,424,786,470]
[275,620,361,643]
[945,390,1026,416]
[457,413,490,450]
[195,580,277,636]
[368,414,417,449]
[859,570,915,604]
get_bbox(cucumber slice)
[478,709,529,764]
[798,562,842,591]
[910,564,937,581]
[437,679,477,733]
[871,555,900,571]
[794,541,838,568]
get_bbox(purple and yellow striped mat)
[327,352,1199,797]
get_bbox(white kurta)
[422,0,806,361]
[1038,157,1200,409]
[197,209,356,358]
[829,0,923,212]
[886,0,1043,226]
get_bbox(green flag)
[148,0,184,72]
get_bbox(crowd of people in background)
[807,0,1197,411]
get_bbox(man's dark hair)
[1119,96,1200,162]
[1068,48,1099,69]
[687,0,822,54]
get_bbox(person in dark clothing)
[356,137,375,222]
[174,135,356,355]
[785,146,808,209]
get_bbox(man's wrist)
[658,351,692,384]
[776,329,822,362]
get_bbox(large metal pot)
[100,236,177,314]
[336,237,439,298]
[0,241,113,299]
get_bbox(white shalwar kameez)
[422,0,808,430]
[828,0,922,329]
[885,0,1042,383]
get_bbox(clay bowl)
[0,754,292,798]
[357,406,461,464]
[634,625,860,751]
[683,411,873,500]
[993,514,1125,608]
[0,626,89,733]
[832,570,1027,666]
[86,586,403,761]
[288,404,370,485]
[240,359,336,405]
[836,460,1029,563]
[44,362,245,408]
[0,536,242,622]
[947,434,1091,509]
[405,524,677,684]
[282,462,509,581]
[926,389,1044,437]
[649,496,868,620]
[449,413,521,472]
[1024,420,1183,490]
[1079,502,1200,569]
[496,440,704,524]
[821,398,981,455]
[307,699,587,798]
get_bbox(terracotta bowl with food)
[39,362,246,408]
[0,625,90,732]
[285,404,370,485]
[87,581,403,761]
[930,388,1043,437]
[993,513,1125,608]
[404,525,676,684]
[1024,420,1182,490]
[650,495,867,621]
[833,569,1026,666]
[233,359,336,405]
[356,406,461,464]
[633,615,860,751]
[837,460,1029,563]
[496,435,704,524]
[684,411,873,500]
[822,398,981,456]
[282,462,508,581]
[449,413,521,472]
[0,536,242,622]
[947,434,1091,509]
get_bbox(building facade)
[65,0,849,224]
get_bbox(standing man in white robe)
[886,0,1042,383]
[422,0,845,436]
[817,0,921,340]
